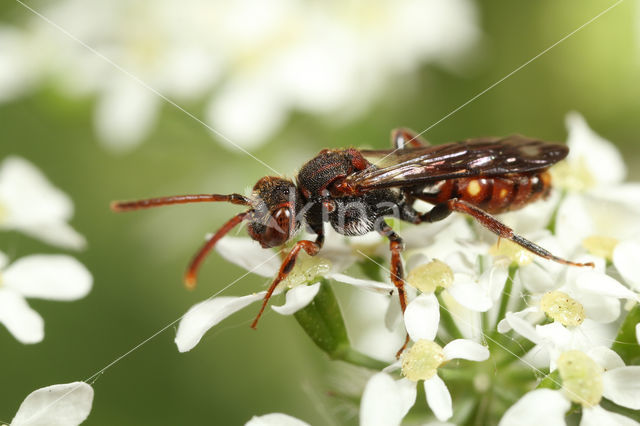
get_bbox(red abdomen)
[419,171,552,214]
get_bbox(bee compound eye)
[262,207,292,247]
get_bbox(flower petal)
[555,194,594,255]
[329,273,394,294]
[424,374,452,422]
[0,250,8,269]
[443,339,489,362]
[482,263,509,302]
[0,289,44,344]
[586,346,625,371]
[11,382,94,426]
[581,405,640,426]
[206,75,287,150]
[518,263,555,294]
[613,240,640,291]
[0,26,38,102]
[602,366,640,409]
[565,112,626,185]
[404,293,439,342]
[272,283,320,315]
[577,292,620,324]
[17,222,87,251]
[448,279,492,312]
[4,255,92,300]
[95,78,159,152]
[0,156,72,221]
[175,293,264,352]
[576,270,638,301]
[505,312,541,344]
[360,372,416,426]
[246,413,310,426]
[498,389,569,426]
[636,323,640,345]
[216,237,281,277]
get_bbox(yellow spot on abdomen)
[499,188,508,198]
[467,180,482,197]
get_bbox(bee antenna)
[184,211,251,289]
[110,194,251,212]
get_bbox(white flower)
[246,413,310,426]
[553,113,640,258]
[498,262,635,369]
[174,235,392,352]
[0,156,86,250]
[1,0,479,150]
[500,348,640,426]
[359,300,489,424]
[0,251,92,344]
[405,251,509,315]
[11,382,94,426]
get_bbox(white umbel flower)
[360,303,489,424]
[500,348,640,426]
[174,235,393,353]
[0,0,479,150]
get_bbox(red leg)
[184,211,249,289]
[111,193,251,211]
[421,199,594,268]
[251,237,323,329]
[378,221,410,358]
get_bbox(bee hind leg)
[420,199,594,268]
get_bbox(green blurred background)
[1,1,639,424]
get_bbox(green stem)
[495,264,518,332]
[336,346,388,371]
[611,304,640,365]
[294,279,388,370]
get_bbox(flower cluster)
[0,156,94,425]
[175,113,640,425]
[0,157,92,344]
[0,0,479,151]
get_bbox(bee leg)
[378,221,411,358]
[421,199,594,268]
[251,235,324,329]
[391,128,430,149]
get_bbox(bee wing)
[350,135,568,190]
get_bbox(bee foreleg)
[251,235,324,329]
